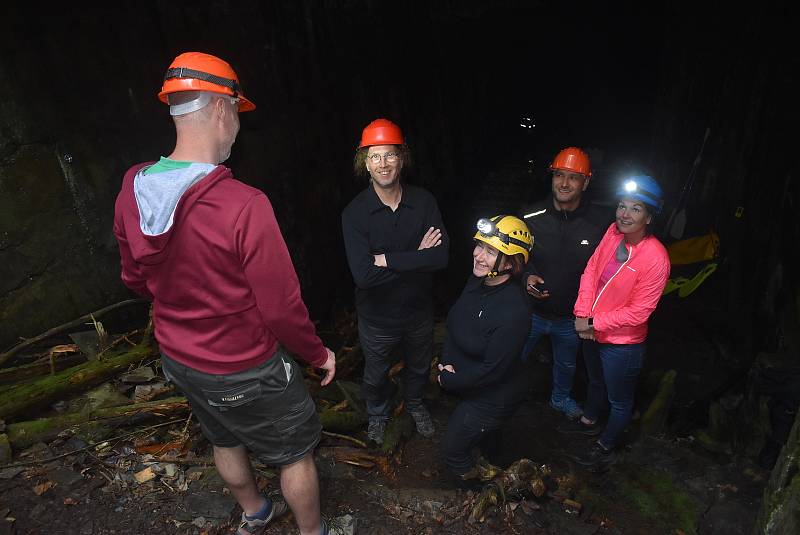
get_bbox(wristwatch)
[588,317,594,327]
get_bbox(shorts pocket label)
[202,380,261,409]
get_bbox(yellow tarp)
[666,230,719,266]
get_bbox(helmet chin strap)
[485,253,511,278]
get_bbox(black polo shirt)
[341,183,449,327]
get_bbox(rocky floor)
[0,365,769,535]
[0,275,774,534]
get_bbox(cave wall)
[3,0,668,349]
[0,1,523,347]
[647,3,798,357]
[2,1,796,356]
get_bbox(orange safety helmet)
[358,118,405,148]
[158,52,256,112]
[549,147,592,177]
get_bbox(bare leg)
[213,445,265,515]
[280,453,323,535]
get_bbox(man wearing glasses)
[341,118,449,445]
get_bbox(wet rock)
[133,381,171,402]
[0,435,10,465]
[175,489,237,523]
[699,500,753,534]
[46,467,84,491]
[120,366,155,384]
[0,467,24,480]
[79,519,93,534]
[316,451,356,480]
[328,513,356,535]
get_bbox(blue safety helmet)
[616,175,664,215]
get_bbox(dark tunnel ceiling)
[12,1,666,171]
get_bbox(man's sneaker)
[556,418,603,437]
[550,397,584,419]
[367,417,387,445]
[567,442,616,471]
[407,404,435,438]
[237,497,289,535]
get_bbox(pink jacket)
[574,223,670,344]
[113,163,327,374]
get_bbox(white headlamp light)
[476,218,495,235]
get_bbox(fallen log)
[336,380,366,417]
[5,396,366,451]
[0,352,86,384]
[382,412,414,454]
[0,344,156,422]
[0,298,148,367]
[641,369,678,436]
[5,396,190,450]
[318,410,366,432]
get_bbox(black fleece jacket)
[439,276,531,408]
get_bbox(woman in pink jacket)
[562,175,670,469]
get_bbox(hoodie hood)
[135,163,217,236]
[118,163,231,266]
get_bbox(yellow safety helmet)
[474,215,534,263]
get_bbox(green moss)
[577,463,698,535]
[641,369,677,436]
[617,464,698,534]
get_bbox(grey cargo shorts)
[160,347,321,466]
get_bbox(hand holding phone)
[526,275,549,299]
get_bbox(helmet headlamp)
[476,218,495,236]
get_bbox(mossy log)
[0,353,87,385]
[641,369,677,436]
[318,410,366,432]
[0,344,156,422]
[336,380,366,417]
[0,298,148,367]
[5,396,189,450]
[381,412,414,454]
[5,399,368,452]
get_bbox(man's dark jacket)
[519,195,610,319]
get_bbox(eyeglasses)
[367,152,401,164]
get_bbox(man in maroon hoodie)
[113,52,338,535]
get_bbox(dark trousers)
[583,340,644,449]
[358,315,434,418]
[441,400,517,476]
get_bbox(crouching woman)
[438,215,533,486]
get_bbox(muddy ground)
[0,272,770,534]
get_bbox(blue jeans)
[583,340,644,449]
[358,316,434,418]
[521,313,581,403]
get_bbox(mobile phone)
[528,283,546,296]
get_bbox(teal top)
[144,156,193,175]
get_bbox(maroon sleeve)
[113,173,154,300]
[234,194,327,367]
